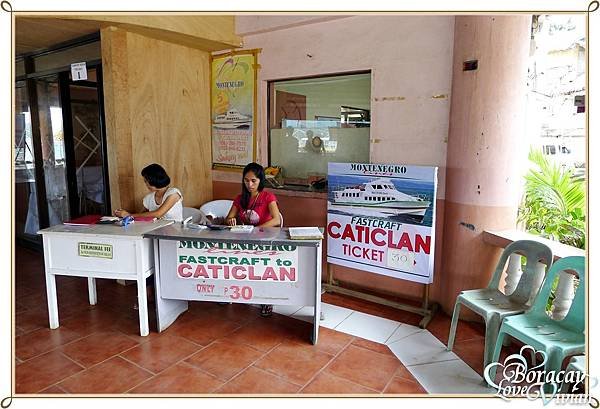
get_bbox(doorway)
[14,62,110,247]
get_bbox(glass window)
[15,82,39,238]
[269,72,371,188]
[36,75,70,226]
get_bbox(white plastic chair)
[182,207,203,223]
[199,200,234,219]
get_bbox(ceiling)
[15,17,101,56]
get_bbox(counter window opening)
[267,72,371,190]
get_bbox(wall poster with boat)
[210,50,258,168]
[327,162,438,284]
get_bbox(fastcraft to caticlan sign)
[327,162,438,284]
[176,240,299,301]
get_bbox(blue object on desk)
[121,215,134,227]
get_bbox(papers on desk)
[230,225,254,233]
[288,227,323,240]
[63,215,102,226]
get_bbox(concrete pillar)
[441,16,532,314]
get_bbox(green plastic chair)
[561,355,586,393]
[447,240,553,369]
[488,256,585,388]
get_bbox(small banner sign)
[78,242,113,259]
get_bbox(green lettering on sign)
[78,242,113,259]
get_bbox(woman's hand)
[226,217,237,226]
[114,208,130,218]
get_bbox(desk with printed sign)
[144,224,323,344]
[38,220,174,336]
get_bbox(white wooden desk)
[38,220,173,336]
[144,225,323,344]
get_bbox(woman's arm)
[259,201,281,227]
[114,193,181,219]
[226,204,239,226]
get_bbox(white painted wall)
[215,15,455,198]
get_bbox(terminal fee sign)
[174,240,299,302]
[327,162,438,284]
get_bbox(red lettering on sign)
[371,228,386,246]
[280,267,296,281]
[178,264,192,278]
[262,267,278,281]
[341,224,355,241]
[248,267,262,280]
[415,234,431,254]
[231,266,247,279]
[193,264,209,278]
[327,221,341,238]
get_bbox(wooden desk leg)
[45,273,59,329]
[87,277,97,305]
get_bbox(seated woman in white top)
[113,163,183,222]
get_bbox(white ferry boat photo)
[329,178,431,219]
[213,109,252,129]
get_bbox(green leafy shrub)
[518,149,586,249]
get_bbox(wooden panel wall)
[101,26,213,212]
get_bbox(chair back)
[182,207,202,223]
[199,200,234,219]
[487,240,553,305]
[279,212,284,228]
[529,256,585,331]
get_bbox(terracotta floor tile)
[60,308,122,337]
[254,342,334,386]
[306,326,353,356]
[60,331,139,367]
[59,356,152,393]
[111,315,161,343]
[427,312,485,345]
[383,376,427,394]
[16,327,83,361]
[120,334,202,374]
[452,338,485,375]
[130,362,224,393]
[16,350,84,393]
[322,292,423,326]
[216,366,300,394]
[226,320,289,352]
[16,284,38,299]
[185,340,264,381]
[38,384,68,394]
[326,345,400,391]
[16,308,52,334]
[394,365,419,382]
[191,302,262,325]
[301,371,379,394]
[16,301,29,314]
[351,337,394,356]
[270,314,315,345]
[163,312,241,346]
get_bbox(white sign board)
[327,162,438,284]
[160,240,311,305]
[70,62,88,81]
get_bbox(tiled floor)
[14,245,503,395]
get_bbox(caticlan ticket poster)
[327,162,438,284]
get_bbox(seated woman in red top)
[226,162,281,228]
[226,162,281,317]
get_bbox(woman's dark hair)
[240,162,265,209]
[141,163,171,189]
